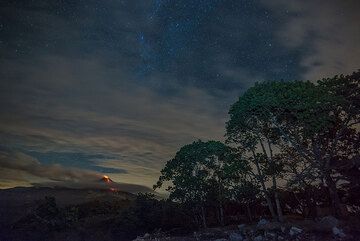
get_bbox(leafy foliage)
[155,140,249,204]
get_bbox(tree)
[154,140,249,227]
[226,83,289,221]
[227,71,360,217]
[314,71,360,215]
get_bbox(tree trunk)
[255,168,277,220]
[246,203,253,222]
[265,139,284,222]
[219,202,224,226]
[252,150,277,220]
[269,166,283,222]
[201,206,207,228]
[271,172,283,222]
[192,208,200,228]
[305,191,317,219]
[264,192,277,220]
[274,189,284,222]
[324,173,342,217]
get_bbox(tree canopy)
[155,70,360,225]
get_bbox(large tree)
[226,82,289,221]
[227,71,360,217]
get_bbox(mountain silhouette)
[99,175,114,183]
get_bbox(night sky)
[0,0,359,191]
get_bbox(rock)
[266,232,276,238]
[257,221,282,231]
[332,227,346,238]
[319,215,339,228]
[238,224,246,231]
[229,232,243,241]
[253,235,263,241]
[214,239,228,241]
[133,238,145,241]
[133,234,150,241]
[257,218,268,227]
[289,226,302,236]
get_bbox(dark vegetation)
[154,71,360,227]
[1,71,359,240]
[1,191,196,241]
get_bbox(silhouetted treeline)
[155,71,360,227]
[8,194,196,241]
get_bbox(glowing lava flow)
[99,175,118,192]
[102,175,111,183]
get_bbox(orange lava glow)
[103,175,110,182]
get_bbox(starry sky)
[0,0,359,191]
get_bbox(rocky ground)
[133,216,360,241]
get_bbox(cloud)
[0,150,101,184]
[0,149,153,193]
[0,54,228,188]
[263,0,360,80]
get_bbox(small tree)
[154,140,249,227]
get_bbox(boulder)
[229,232,243,241]
[332,227,346,238]
[257,219,268,227]
[253,235,263,241]
[257,221,282,231]
[289,226,302,236]
[319,215,339,228]
[266,232,276,239]
[132,238,145,241]
[133,233,150,241]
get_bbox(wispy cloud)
[0,149,153,192]
[0,150,101,186]
[0,54,228,188]
[263,0,360,80]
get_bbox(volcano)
[99,175,119,192]
[100,175,114,183]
